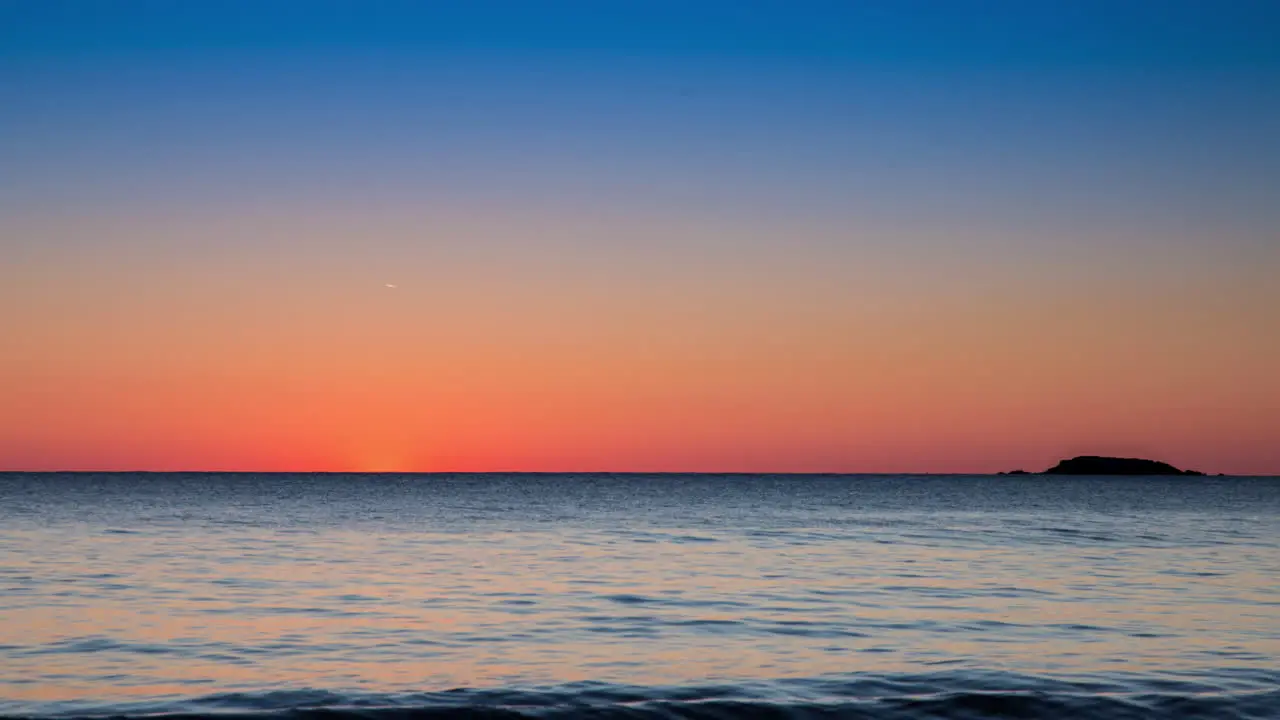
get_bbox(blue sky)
[5,1,1277,218]
[4,1,1278,62]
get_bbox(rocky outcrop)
[1040,456,1204,476]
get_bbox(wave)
[7,672,1279,720]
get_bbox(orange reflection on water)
[3,502,1279,704]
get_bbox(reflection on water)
[0,473,1278,717]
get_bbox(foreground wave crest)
[7,673,1279,720]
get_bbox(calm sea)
[1,473,1277,719]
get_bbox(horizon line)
[0,469,1271,477]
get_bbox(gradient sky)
[2,1,1278,473]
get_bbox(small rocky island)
[1004,455,1206,476]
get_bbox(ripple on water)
[1,473,1278,717]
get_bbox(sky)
[2,0,1278,473]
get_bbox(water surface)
[1,473,1277,718]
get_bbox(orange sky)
[2,204,1276,474]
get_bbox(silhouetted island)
[1002,456,1205,476]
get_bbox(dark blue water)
[1,473,1278,719]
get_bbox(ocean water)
[1,473,1278,719]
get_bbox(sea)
[1,472,1277,719]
